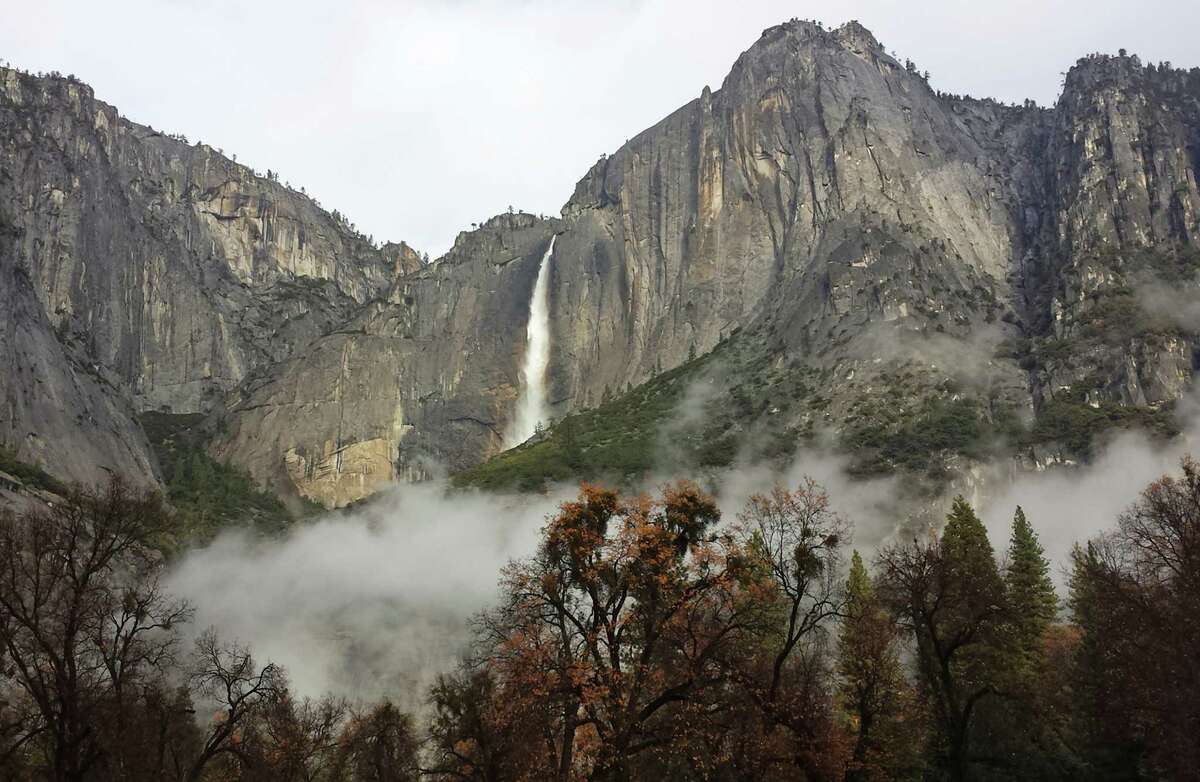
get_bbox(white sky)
[3,0,1197,257]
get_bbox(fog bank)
[167,397,1200,705]
[166,484,562,709]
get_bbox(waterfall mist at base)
[507,235,556,447]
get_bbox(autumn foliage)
[433,470,1200,781]
[3,461,1200,780]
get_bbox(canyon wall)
[3,20,1199,506]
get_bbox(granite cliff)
[3,20,1199,507]
[0,66,414,489]
[212,212,559,505]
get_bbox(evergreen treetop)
[1005,505,1058,661]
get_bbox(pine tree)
[1067,542,1145,777]
[838,551,919,781]
[1004,506,1057,667]
[879,496,1007,780]
[999,508,1079,779]
[942,496,1005,632]
[939,497,1007,777]
[560,415,583,470]
[844,549,871,616]
[840,550,875,778]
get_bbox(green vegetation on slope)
[454,353,715,492]
[460,333,1182,495]
[843,396,1014,477]
[454,327,828,492]
[0,443,68,495]
[164,447,294,538]
[4,415,314,550]
[141,412,307,543]
[1028,394,1178,458]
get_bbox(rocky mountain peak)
[381,241,425,277]
[752,18,882,51]
[833,19,884,50]
[1060,49,1200,105]
[744,18,888,64]
[0,65,94,108]
[441,211,559,266]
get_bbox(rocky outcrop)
[550,22,1018,415]
[1030,56,1200,408]
[211,213,558,506]
[382,241,426,277]
[0,66,410,486]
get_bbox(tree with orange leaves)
[472,482,758,781]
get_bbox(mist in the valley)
[1135,279,1200,334]
[164,440,902,708]
[712,446,903,556]
[166,383,1200,709]
[977,393,1200,584]
[165,484,564,710]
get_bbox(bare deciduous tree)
[0,479,185,782]
[186,630,282,782]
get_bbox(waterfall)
[507,235,556,447]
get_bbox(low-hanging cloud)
[1135,279,1200,334]
[166,484,563,709]
[849,321,1015,387]
[977,396,1200,584]
[164,439,902,707]
[166,387,1200,707]
[712,443,902,557]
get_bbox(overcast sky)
[3,0,1197,256]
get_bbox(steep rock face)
[5,21,1200,503]
[216,22,1200,503]
[0,67,408,485]
[549,21,1021,416]
[1031,57,1200,408]
[1052,57,1200,253]
[540,25,1200,472]
[0,239,158,487]
[212,213,558,506]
